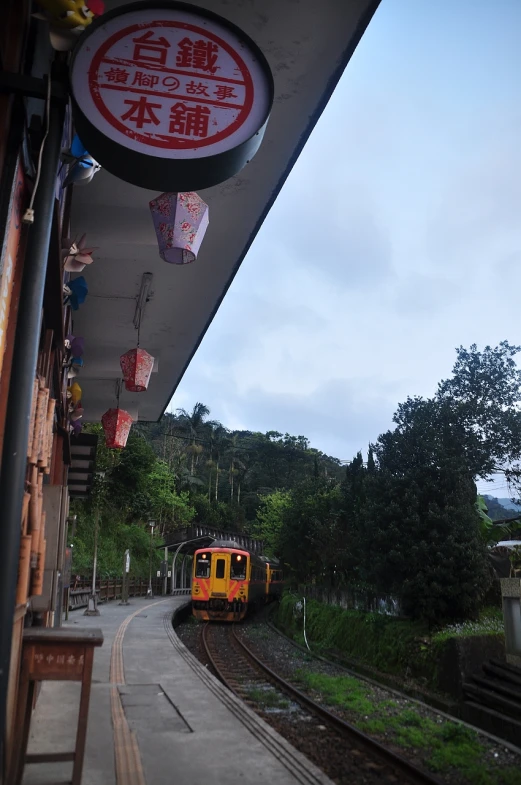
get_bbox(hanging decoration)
[63,334,84,384]
[70,336,85,356]
[62,135,101,185]
[71,419,83,436]
[67,381,82,407]
[122,275,155,393]
[62,234,97,272]
[120,348,154,393]
[67,395,84,435]
[34,1,105,51]
[101,407,133,449]
[63,276,88,310]
[149,192,209,265]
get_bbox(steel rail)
[202,622,442,785]
[201,623,238,694]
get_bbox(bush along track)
[275,595,505,704]
[237,619,521,785]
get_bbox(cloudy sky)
[170,0,521,489]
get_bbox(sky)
[169,0,521,493]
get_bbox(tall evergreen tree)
[367,398,490,622]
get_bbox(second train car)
[191,541,283,621]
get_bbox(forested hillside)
[482,495,518,521]
[72,341,521,625]
[135,409,344,527]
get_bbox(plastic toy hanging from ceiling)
[34,1,105,51]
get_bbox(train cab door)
[212,553,228,595]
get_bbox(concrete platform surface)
[21,597,333,785]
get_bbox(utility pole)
[85,471,105,616]
[147,520,155,597]
[163,546,168,596]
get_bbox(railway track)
[202,622,443,785]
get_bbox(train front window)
[230,554,246,580]
[195,553,211,578]
[216,559,225,579]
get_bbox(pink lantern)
[120,347,154,393]
[149,192,209,265]
[101,407,133,449]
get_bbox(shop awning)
[70,0,380,423]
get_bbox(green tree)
[212,425,230,502]
[278,478,342,584]
[339,452,371,585]
[367,397,490,622]
[437,341,521,479]
[176,402,210,475]
[476,495,521,545]
[146,460,195,534]
[253,490,291,557]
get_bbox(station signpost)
[119,549,130,606]
[69,1,274,192]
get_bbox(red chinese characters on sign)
[132,31,170,66]
[176,37,218,74]
[104,67,129,83]
[186,80,209,97]
[88,21,253,150]
[169,103,210,138]
[121,97,162,129]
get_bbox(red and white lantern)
[120,347,154,393]
[149,192,209,265]
[101,407,133,449]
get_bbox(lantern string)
[137,320,141,348]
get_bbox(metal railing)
[67,578,167,610]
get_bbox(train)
[191,541,284,621]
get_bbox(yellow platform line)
[110,600,168,785]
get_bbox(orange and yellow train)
[191,542,284,622]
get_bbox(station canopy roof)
[70,0,380,423]
[162,525,265,555]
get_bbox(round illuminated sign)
[70,1,274,191]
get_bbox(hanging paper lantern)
[119,348,154,393]
[149,192,209,265]
[101,408,133,449]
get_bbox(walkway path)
[22,597,333,785]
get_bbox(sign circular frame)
[69,0,274,191]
